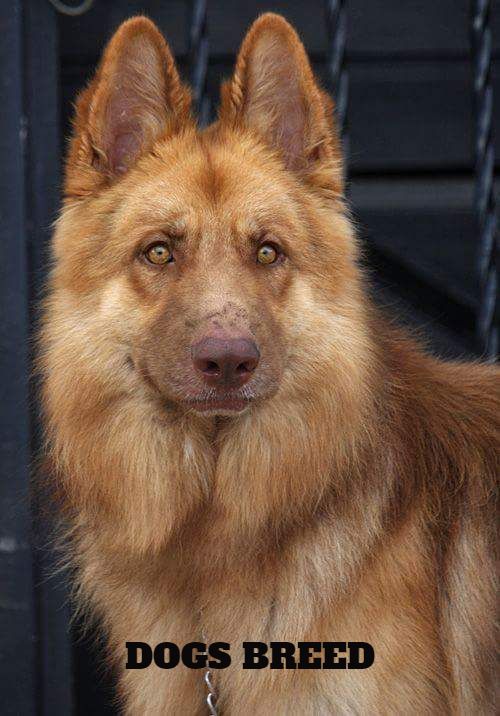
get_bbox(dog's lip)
[183,394,252,413]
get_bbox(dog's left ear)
[219,13,343,195]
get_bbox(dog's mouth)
[134,357,261,416]
[183,393,253,415]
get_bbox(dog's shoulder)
[425,357,499,471]
[382,333,498,502]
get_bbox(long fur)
[38,14,499,715]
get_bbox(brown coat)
[39,14,499,715]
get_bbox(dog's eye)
[144,243,174,265]
[257,244,279,265]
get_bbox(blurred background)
[1,1,498,714]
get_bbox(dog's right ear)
[65,16,191,198]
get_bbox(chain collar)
[204,668,218,715]
[200,624,219,715]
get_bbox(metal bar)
[324,0,348,135]
[189,0,210,126]
[0,2,38,713]
[24,1,74,713]
[471,0,498,359]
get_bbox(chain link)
[204,669,219,716]
[200,625,218,715]
[47,0,94,16]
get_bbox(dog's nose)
[192,336,260,388]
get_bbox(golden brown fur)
[39,14,499,715]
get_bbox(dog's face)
[53,14,359,418]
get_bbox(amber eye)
[144,243,173,265]
[257,243,279,265]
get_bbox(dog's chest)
[156,515,450,714]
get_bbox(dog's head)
[52,14,365,419]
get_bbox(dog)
[39,13,498,714]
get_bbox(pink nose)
[192,336,260,388]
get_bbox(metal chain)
[204,669,219,716]
[471,0,499,360]
[200,626,218,715]
[189,0,211,127]
[324,0,348,135]
[46,0,94,16]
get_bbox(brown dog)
[39,13,498,714]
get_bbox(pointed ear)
[220,13,343,195]
[65,16,192,198]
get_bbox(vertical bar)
[324,0,349,186]
[0,2,37,713]
[23,0,74,712]
[325,0,348,134]
[189,0,210,126]
[471,0,498,359]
